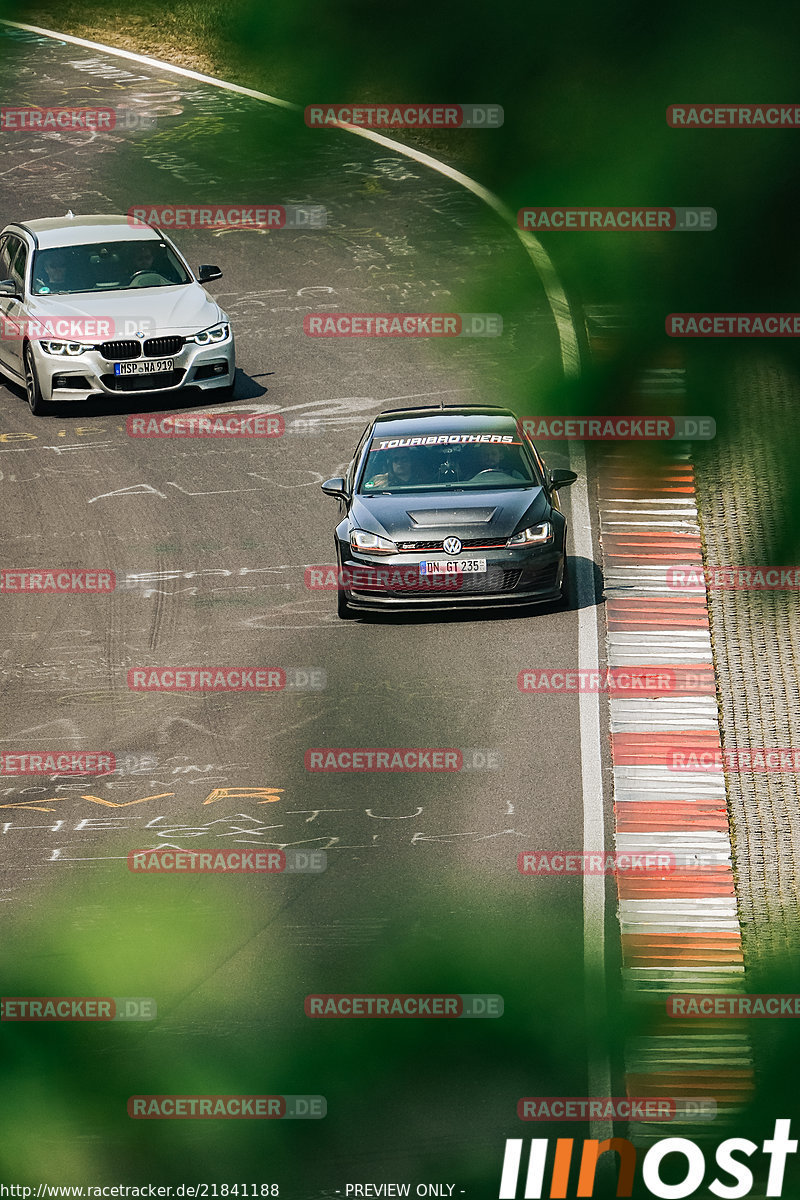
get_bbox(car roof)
[371,406,519,438]
[8,214,161,249]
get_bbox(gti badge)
[443,537,462,556]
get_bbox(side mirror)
[198,265,222,283]
[550,468,578,490]
[0,279,18,297]
[321,476,349,500]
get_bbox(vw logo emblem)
[443,537,462,556]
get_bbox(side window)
[8,238,28,294]
[0,235,14,282]
[348,426,373,491]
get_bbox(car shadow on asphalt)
[1,367,269,419]
[352,555,604,625]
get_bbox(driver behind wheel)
[473,443,525,479]
[126,241,181,286]
[128,240,158,281]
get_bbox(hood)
[27,284,224,336]
[351,487,548,541]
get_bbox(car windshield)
[358,434,539,493]
[30,240,192,295]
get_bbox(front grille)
[99,339,140,360]
[96,337,185,360]
[357,566,523,599]
[397,537,508,552]
[101,370,184,392]
[144,336,183,357]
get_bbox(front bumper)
[30,334,235,402]
[336,544,565,611]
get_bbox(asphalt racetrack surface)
[0,27,611,1191]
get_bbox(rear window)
[358,432,539,494]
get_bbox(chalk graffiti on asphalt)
[0,790,525,859]
[0,787,285,811]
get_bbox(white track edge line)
[2,13,611,1135]
[0,18,582,380]
[571,442,613,1142]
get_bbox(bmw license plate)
[420,559,487,575]
[114,359,174,375]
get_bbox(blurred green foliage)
[3,0,800,1191]
[19,0,800,531]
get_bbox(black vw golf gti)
[321,405,577,617]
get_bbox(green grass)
[14,0,482,166]
[19,1,242,78]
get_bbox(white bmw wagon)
[0,213,235,414]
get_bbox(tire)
[337,587,357,620]
[24,345,50,416]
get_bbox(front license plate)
[420,559,487,575]
[114,359,174,375]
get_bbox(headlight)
[40,341,91,356]
[187,323,229,345]
[350,529,397,554]
[506,521,553,547]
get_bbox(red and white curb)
[596,428,753,1138]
